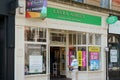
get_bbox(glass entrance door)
[50,47,66,79]
[108,43,120,80]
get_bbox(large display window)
[68,32,102,71]
[24,27,47,75]
[25,44,46,75]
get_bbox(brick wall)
[86,0,100,7]
[112,0,120,11]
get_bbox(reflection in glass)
[73,34,76,45]
[95,34,101,45]
[50,33,66,45]
[69,34,72,45]
[82,33,86,44]
[25,44,46,75]
[78,33,81,44]
[89,33,94,45]
[25,27,46,42]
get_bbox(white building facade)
[15,0,108,80]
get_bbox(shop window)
[24,44,46,75]
[77,33,86,45]
[73,34,76,45]
[82,33,86,44]
[100,0,109,8]
[88,33,94,45]
[68,47,76,66]
[88,46,101,71]
[25,27,46,42]
[77,33,81,44]
[69,34,72,45]
[108,35,119,43]
[69,32,102,71]
[95,34,101,45]
[50,33,66,45]
[69,33,76,45]
[77,47,87,71]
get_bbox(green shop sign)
[47,7,101,26]
[106,16,118,24]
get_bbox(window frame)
[68,32,102,71]
[24,26,48,75]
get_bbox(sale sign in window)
[77,51,86,67]
[89,46,100,70]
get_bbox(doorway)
[0,15,5,80]
[50,47,66,79]
[108,34,120,80]
[108,43,120,80]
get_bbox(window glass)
[77,47,87,71]
[25,44,46,75]
[69,34,72,45]
[69,32,102,72]
[77,33,81,44]
[88,46,101,71]
[88,33,94,45]
[25,27,46,42]
[69,33,76,45]
[73,34,76,45]
[108,43,120,71]
[100,0,109,8]
[82,33,86,44]
[68,47,76,70]
[95,34,101,45]
[50,33,66,45]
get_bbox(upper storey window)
[100,0,110,8]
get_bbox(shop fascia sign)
[47,7,101,26]
[106,16,118,24]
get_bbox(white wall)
[15,26,24,80]
[109,20,120,34]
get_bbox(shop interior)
[50,47,66,79]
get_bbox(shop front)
[15,1,108,80]
[108,16,120,80]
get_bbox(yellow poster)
[89,46,100,52]
[77,51,82,66]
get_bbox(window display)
[68,32,101,71]
[25,44,46,75]
[24,27,47,75]
[77,47,87,71]
[88,46,100,71]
